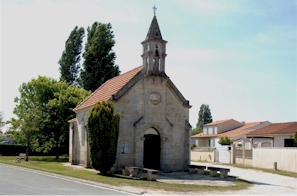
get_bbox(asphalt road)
[0,164,132,195]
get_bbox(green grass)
[0,156,252,193]
[225,163,297,178]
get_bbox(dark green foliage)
[196,104,213,129]
[294,132,297,142]
[88,101,120,174]
[191,127,203,136]
[59,26,85,86]
[218,136,234,145]
[80,22,120,92]
[190,144,197,150]
[10,76,91,160]
[0,144,26,156]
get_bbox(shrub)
[88,101,120,175]
[218,136,234,145]
[190,144,197,150]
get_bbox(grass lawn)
[0,156,252,193]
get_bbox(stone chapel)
[68,15,192,172]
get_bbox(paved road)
[0,164,132,195]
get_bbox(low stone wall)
[253,147,297,173]
[191,150,215,162]
[235,157,253,166]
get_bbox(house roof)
[73,66,143,112]
[191,133,204,138]
[191,121,269,139]
[217,121,268,138]
[204,119,233,126]
[247,122,297,136]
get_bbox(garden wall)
[190,150,215,162]
[253,147,297,173]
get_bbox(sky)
[1,0,296,131]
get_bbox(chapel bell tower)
[141,9,167,76]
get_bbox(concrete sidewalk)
[190,161,297,195]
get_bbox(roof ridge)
[271,121,297,124]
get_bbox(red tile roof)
[191,121,270,138]
[247,122,297,135]
[204,119,233,126]
[74,66,143,112]
[217,122,268,138]
[191,133,204,138]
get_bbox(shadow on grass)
[29,156,68,162]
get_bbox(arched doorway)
[143,128,160,170]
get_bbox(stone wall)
[253,147,297,173]
[191,150,215,162]
[70,75,190,172]
[113,75,190,172]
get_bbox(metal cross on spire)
[153,5,157,16]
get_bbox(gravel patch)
[158,171,236,186]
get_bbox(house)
[191,119,271,148]
[68,15,191,172]
[247,122,297,147]
[191,119,243,147]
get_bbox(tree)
[0,112,5,131]
[218,136,234,145]
[88,101,120,174]
[191,127,203,136]
[294,132,297,143]
[196,104,213,129]
[10,80,44,161]
[79,22,120,92]
[59,26,85,86]
[35,82,91,158]
[11,76,91,159]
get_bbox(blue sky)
[1,0,296,131]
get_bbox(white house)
[192,119,271,148]
[247,122,297,147]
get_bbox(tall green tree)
[59,26,85,86]
[10,76,91,159]
[196,104,213,129]
[88,101,120,174]
[79,22,120,92]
